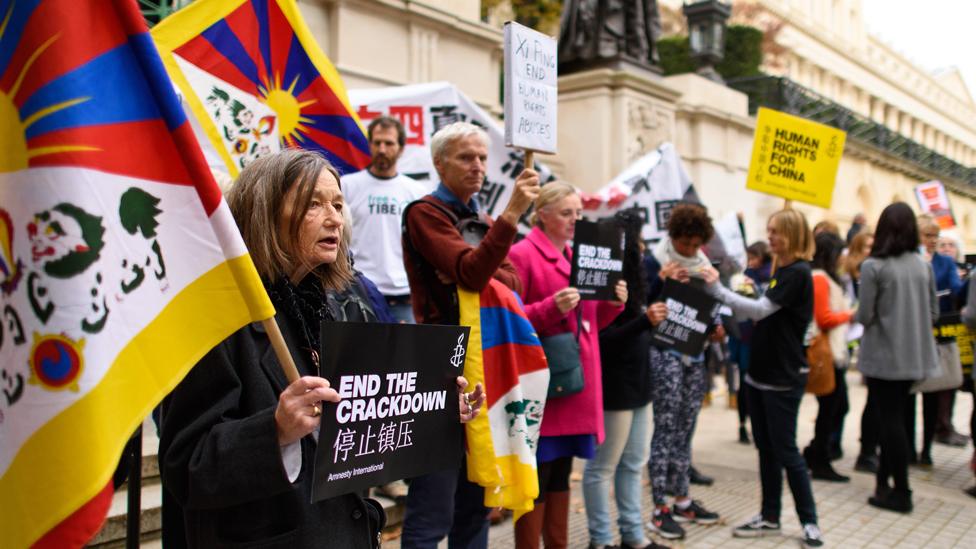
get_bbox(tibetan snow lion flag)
[151,0,371,177]
[458,279,549,517]
[0,1,275,547]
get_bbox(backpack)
[401,198,490,323]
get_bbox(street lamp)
[682,0,732,83]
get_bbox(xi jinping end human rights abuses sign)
[746,107,846,208]
[312,323,470,501]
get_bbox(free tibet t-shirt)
[749,260,813,387]
[343,170,430,295]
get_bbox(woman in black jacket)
[582,209,668,549]
[159,150,482,548]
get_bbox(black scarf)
[266,276,333,358]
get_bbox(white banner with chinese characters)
[579,143,697,241]
[348,82,555,227]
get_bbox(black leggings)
[867,377,914,492]
[810,367,849,463]
[535,456,573,500]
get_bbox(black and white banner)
[312,322,470,501]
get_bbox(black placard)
[650,279,721,355]
[312,322,470,502]
[569,219,625,300]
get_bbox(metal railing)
[727,75,976,187]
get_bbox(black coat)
[599,308,654,410]
[159,305,384,548]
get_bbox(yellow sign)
[746,107,847,208]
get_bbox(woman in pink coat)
[508,182,626,549]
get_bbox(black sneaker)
[802,523,824,547]
[673,500,720,525]
[647,508,685,540]
[732,514,781,538]
[965,485,976,499]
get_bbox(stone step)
[89,418,406,546]
[88,480,162,547]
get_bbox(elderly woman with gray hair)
[159,149,483,548]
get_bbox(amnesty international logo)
[450,333,466,369]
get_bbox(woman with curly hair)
[644,203,722,542]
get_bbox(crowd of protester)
[155,119,976,548]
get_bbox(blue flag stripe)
[22,44,164,139]
[480,306,543,350]
[200,19,262,90]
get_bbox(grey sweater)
[856,253,939,381]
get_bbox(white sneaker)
[802,523,824,547]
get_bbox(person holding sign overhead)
[644,204,723,542]
[704,208,824,547]
[400,122,538,549]
[508,182,627,549]
[159,150,483,548]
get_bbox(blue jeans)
[401,462,489,549]
[582,405,651,546]
[748,382,818,525]
[387,301,415,324]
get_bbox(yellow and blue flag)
[151,0,371,176]
[0,1,274,546]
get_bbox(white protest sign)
[503,21,557,154]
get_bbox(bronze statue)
[559,0,662,74]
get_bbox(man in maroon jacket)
[400,121,538,548]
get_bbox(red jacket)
[402,194,521,324]
[508,227,623,442]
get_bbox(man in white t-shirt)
[344,117,429,503]
[344,116,428,325]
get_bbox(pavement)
[384,370,976,548]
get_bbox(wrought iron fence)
[139,0,192,27]
[727,75,976,188]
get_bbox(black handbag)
[541,309,584,398]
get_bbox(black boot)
[738,425,751,445]
[805,446,849,482]
[689,466,714,486]
[809,463,850,482]
[854,453,879,474]
[868,488,913,513]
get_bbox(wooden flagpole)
[262,318,301,383]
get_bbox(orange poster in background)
[914,180,956,229]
